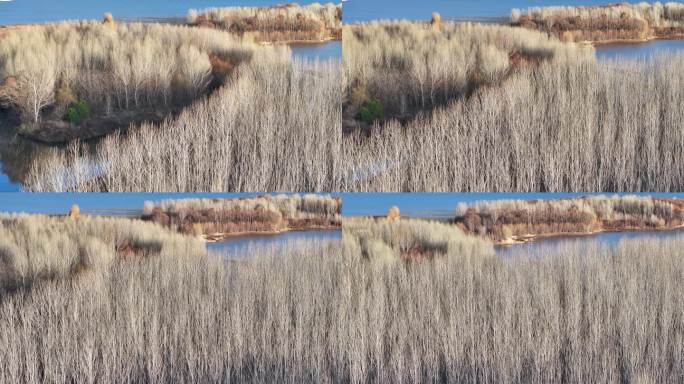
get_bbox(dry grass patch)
[344,216,494,262]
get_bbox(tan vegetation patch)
[343,217,493,262]
[386,206,400,220]
[23,59,341,192]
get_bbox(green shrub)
[65,100,90,124]
[357,98,384,124]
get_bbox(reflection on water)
[0,116,93,192]
[595,39,684,60]
[207,229,341,257]
[496,229,684,258]
[0,115,46,192]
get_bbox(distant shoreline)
[202,226,341,243]
[0,19,343,45]
[495,225,684,246]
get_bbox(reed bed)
[0,22,275,124]
[0,214,202,296]
[514,2,684,25]
[341,55,684,192]
[142,194,342,236]
[343,21,593,119]
[1,216,683,382]
[147,194,341,219]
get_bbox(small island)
[141,194,341,241]
[187,3,342,43]
[454,195,684,244]
[512,3,684,44]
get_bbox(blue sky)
[343,0,634,22]
[0,0,645,25]
[0,0,289,25]
[2,193,684,218]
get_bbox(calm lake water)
[4,192,683,217]
[207,229,342,256]
[290,41,341,61]
[496,229,684,258]
[595,39,684,60]
[0,172,19,192]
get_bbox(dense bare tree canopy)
[341,51,684,192]
[0,22,283,124]
[344,22,593,119]
[1,214,684,382]
[4,17,684,192]
[23,59,341,192]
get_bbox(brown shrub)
[208,53,237,83]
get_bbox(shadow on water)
[207,229,341,258]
